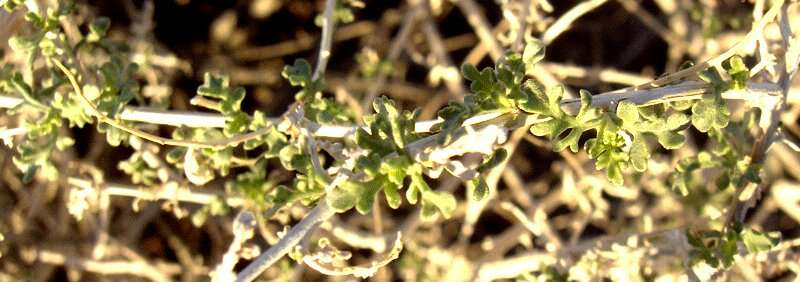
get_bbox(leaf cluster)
[329,96,456,220]
[687,226,780,269]
[282,59,353,124]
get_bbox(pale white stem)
[511,0,531,51]
[457,0,505,60]
[541,0,609,44]
[66,177,243,207]
[211,211,256,282]
[541,62,652,86]
[0,127,27,144]
[0,95,22,108]
[476,252,557,281]
[37,248,179,282]
[0,81,785,140]
[319,220,391,253]
[235,203,334,282]
[121,107,228,128]
[312,0,337,81]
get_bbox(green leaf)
[383,183,402,209]
[196,73,245,116]
[514,85,547,115]
[469,177,489,201]
[328,178,384,214]
[53,88,93,128]
[726,55,749,90]
[357,96,419,156]
[98,123,128,147]
[118,152,158,185]
[406,183,419,205]
[327,185,357,213]
[616,101,639,125]
[462,65,495,95]
[666,112,690,129]
[741,229,780,253]
[698,67,724,88]
[656,131,686,149]
[306,97,353,124]
[55,136,74,150]
[282,58,324,101]
[379,155,412,185]
[355,180,382,214]
[531,90,599,153]
[691,98,730,132]
[522,39,545,70]
[8,35,37,54]
[629,137,649,172]
[374,96,407,148]
[282,58,313,87]
[87,17,110,42]
[166,147,187,163]
[476,148,508,173]
[719,235,737,268]
[436,101,469,145]
[96,58,138,119]
[421,189,456,220]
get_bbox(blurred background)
[1,0,800,281]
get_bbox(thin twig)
[541,0,609,45]
[625,0,784,91]
[312,0,337,81]
[52,59,269,149]
[541,62,652,86]
[512,0,531,51]
[617,0,685,48]
[234,4,344,278]
[422,19,466,96]
[361,2,424,111]
[235,203,334,282]
[457,0,505,60]
[0,80,785,142]
[232,21,394,62]
[211,211,256,282]
[66,177,243,207]
[36,248,179,282]
[725,1,798,227]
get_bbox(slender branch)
[232,21,391,62]
[511,0,531,51]
[312,0,337,81]
[361,2,423,111]
[0,94,23,108]
[36,248,179,282]
[52,59,269,149]
[211,211,256,282]
[617,0,684,48]
[319,220,393,253]
[457,0,504,60]
[422,18,466,95]
[541,0,609,45]
[475,252,558,281]
[235,202,334,282]
[0,127,26,145]
[66,177,243,207]
[0,81,784,141]
[301,233,403,278]
[541,62,652,86]
[625,0,783,91]
[724,1,798,227]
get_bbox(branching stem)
[235,202,334,282]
